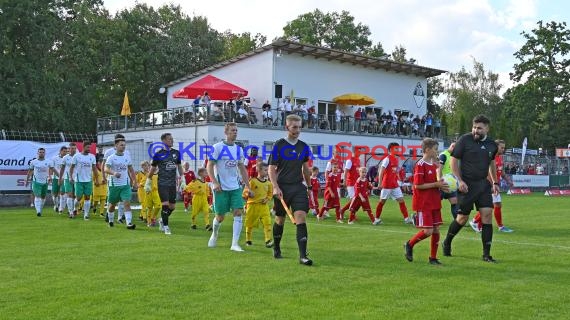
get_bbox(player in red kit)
[318,161,342,222]
[340,153,361,214]
[374,142,412,225]
[404,138,449,265]
[469,139,514,233]
[244,147,260,178]
[309,167,320,216]
[346,167,375,224]
[181,162,196,213]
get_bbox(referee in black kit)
[268,114,313,266]
[442,115,500,262]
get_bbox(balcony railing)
[97,104,446,139]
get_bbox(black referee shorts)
[158,185,177,204]
[273,183,309,217]
[457,179,493,215]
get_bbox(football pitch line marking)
[311,222,570,250]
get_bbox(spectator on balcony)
[308,105,316,128]
[425,113,433,137]
[562,166,568,175]
[284,98,292,118]
[298,103,308,127]
[277,99,285,126]
[335,108,342,132]
[354,108,363,133]
[367,110,378,134]
[262,101,273,126]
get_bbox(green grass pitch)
[1,194,569,319]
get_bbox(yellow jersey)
[93,167,107,196]
[136,171,147,188]
[185,179,210,198]
[244,178,272,205]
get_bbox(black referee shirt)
[268,138,310,185]
[451,133,498,182]
[151,148,182,187]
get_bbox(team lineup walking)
[27,115,513,266]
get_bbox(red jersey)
[310,176,320,190]
[380,155,400,189]
[345,156,361,186]
[495,155,503,183]
[398,167,406,182]
[324,173,340,197]
[307,158,314,168]
[327,156,344,174]
[245,157,257,178]
[354,178,371,199]
[183,170,196,185]
[412,159,441,211]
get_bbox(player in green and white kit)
[105,138,137,229]
[102,134,131,223]
[49,146,67,213]
[27,148,52,217]
[59,143,78,217]
[69,140,98,220]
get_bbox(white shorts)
[380,187,404,200]
[492,193,502,203]
[346,186,355,198]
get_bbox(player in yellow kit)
[136,161,150,221]
[92,158,107,218]
[144,169,162,227]
[185,168,212,230]
[243,162,273,248]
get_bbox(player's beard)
[473,133,485,141]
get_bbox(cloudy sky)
[103,0,568,90]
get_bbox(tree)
[282,9,372,53]
[510,20,570,150]
[219,31,267,61]
[442,59,502,138]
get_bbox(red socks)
[494,206,503,227]
[375,202,384,219]
[399,202,409,219]
[430,232,440,259]
[409,230,428,247]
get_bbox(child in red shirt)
[309,167,320,216]
[404,138,449,265]
[347,167,375,224]
[318,161,342,222]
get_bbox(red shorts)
[348,197,371,212]
[415,209,442,228]
[323,195,340,209]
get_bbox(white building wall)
[166,50,274,110]
[275,52,427,116]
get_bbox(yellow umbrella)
[121,91,132,116]
[333,93,375,105]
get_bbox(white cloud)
[102,0,553,91]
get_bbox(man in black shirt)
[442,115,500,262]
[146,133,185,235]
[268,114,313,266]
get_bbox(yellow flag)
[121,91,131,116]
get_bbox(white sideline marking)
[311,222,570,250]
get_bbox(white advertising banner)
[0,141,68,170]
[0,170,32,192]
[511,174,549,187]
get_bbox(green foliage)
[283,9,373,53]
[0,1,247,132]
[220,31,267,61]
[509,21,570,150]
[443,59,502,138]
[1,195,569,319]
